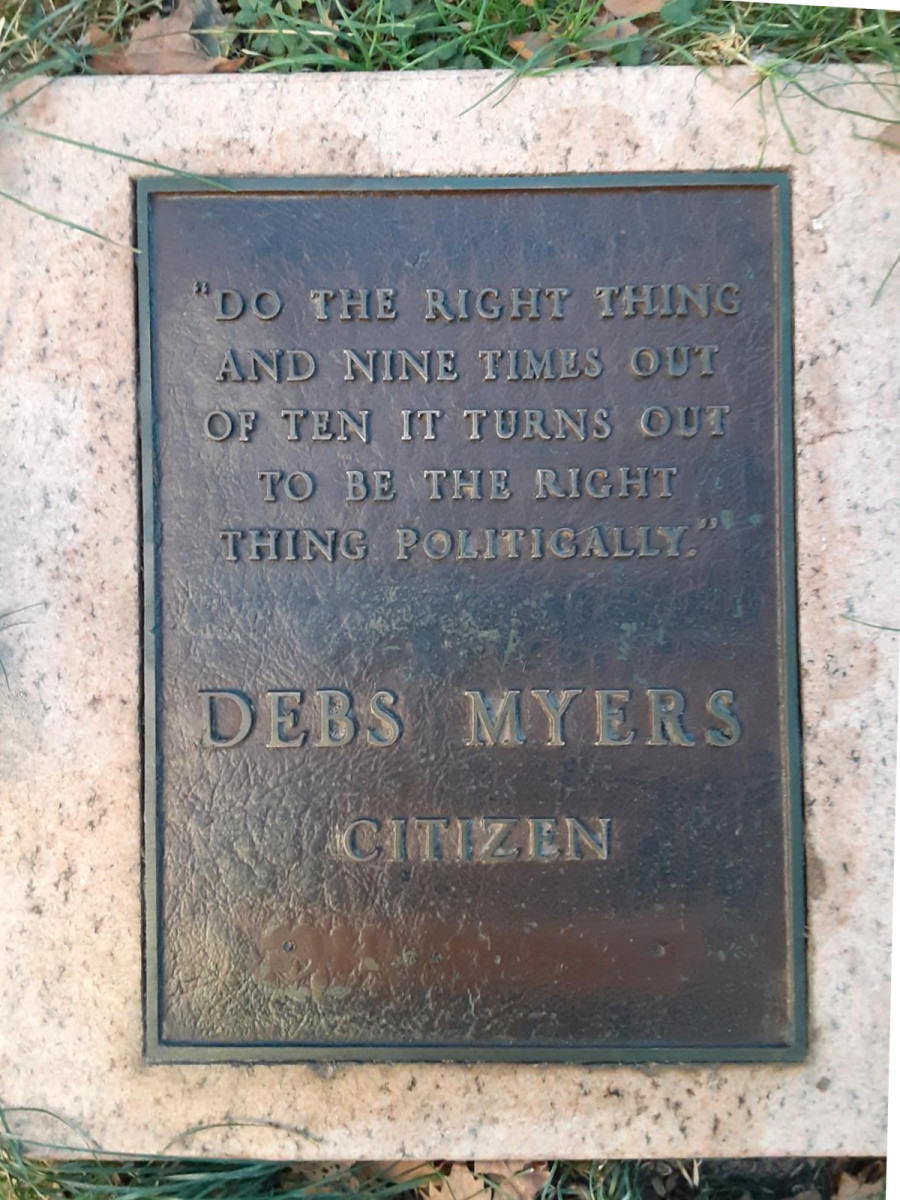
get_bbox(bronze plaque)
[138,175,804,1062]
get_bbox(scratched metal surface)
[140,178,803,1061]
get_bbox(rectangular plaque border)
[137,171,806,1065]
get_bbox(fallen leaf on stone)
[88,0,243,74]
[603,0,663,17]
[426,1164,493,1200]
[507,29,554,61]
[874,123,900,152]
[473,1162,552,1200]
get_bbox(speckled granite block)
[0,67,895,1159]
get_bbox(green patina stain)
[617,621,638,661]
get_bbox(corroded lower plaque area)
[139,175,803,1062]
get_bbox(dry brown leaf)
[313,9,349,57]
[365,1162,438,1185]
[507,29,553,60]
[589,9,639,40]
[289,1164,361,1196]
[88,0,242,75]
[603,0,663,17]
[426,1164,493,1200]
[86,26,110,48]
[835,1172,885,1200]
[875,123,900,152]
[473,1162,552,1200]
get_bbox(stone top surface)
[0,66,896,1159]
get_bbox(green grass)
[0,1137,431,1200]
[1,0,899,92]
[228,0,900,76]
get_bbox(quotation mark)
[696,516,719,530]
[193,280,210,295]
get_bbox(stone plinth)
[0,66,896,1159]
